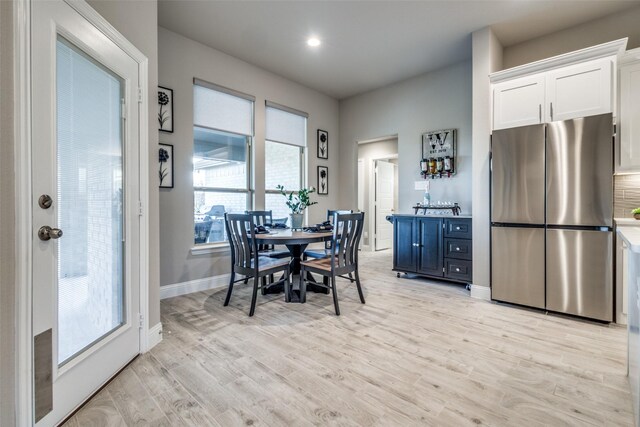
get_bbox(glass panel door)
[56,37,125,365]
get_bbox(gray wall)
[87,0,160,327]
[503,5,640,69]
[357,139,398,247]
[0,1,15,424]
[338,61,473,216]
[158,27,340,287]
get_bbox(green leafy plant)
[277,185,317,214]
[632,207,640,215]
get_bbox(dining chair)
[224,213,291,316]
[299,212,365,315]
[303,209,353,259]
[245,210,290,259]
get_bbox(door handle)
[550,102,553,121]
[539,104,542,123]
[38,226,63,241]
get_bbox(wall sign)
[421,128,457,178]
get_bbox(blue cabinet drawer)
[444,219,472,239]
[444,238,472,260]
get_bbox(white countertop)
[617,227,640,253]
[615,217,640,227]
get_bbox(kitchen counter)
[618,226,640,253]
[616,217,640,227]
[618,226,640,426]
[391,213,472,219]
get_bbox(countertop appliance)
[491,113,613,322]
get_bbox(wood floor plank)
[64,251,632,426]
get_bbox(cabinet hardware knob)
[456,268,460,272]
[456,227,460,230]
[456,247,460,251]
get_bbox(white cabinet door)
[493,75,545,130]
[545,58,613,122]
[619,60,640,171]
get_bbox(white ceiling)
[158,0,639,99]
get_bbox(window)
[193,79,254,245]
[264,102,307,221]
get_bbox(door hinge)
[138,200,143,216]
[138,313,144,329]
[443,267,446,273]
[138,87,143,104]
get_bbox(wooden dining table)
[254,229,333,302]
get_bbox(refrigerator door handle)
[550,102,553,121]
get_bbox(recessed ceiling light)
[307,37,321,47]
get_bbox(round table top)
[253,229,332,245]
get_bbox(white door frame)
[368,154,397,252]
[13,0,150,424]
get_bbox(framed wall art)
[158,86,174,133]
[317,129,328,159]
[317,166,328,195]
[159,143,174,188]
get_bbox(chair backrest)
[327,209,352,223]
[246,210,273,226]
[225,213,259,271]
[330,212,365,272]
[326,210,353,249]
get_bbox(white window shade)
[266,104,307,147]
[194,84,253,136]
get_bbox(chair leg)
[244,278,249,285]
[249,277,259,317]
[224,272,235,306]
[300,267,307,303]
[348,273,355,283]
[331,275,340,316]
[354,270,365,304]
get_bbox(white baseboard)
[147,322,163,351]
[160,274,231,300]
[470,284,491,301]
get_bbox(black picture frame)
[158,86,174,133]
[159,143,174,188]
[317,166,328,195]
[317,129,328,159]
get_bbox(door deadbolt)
[38,194,53,209]
[38,226,63,241]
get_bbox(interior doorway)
[357,137,398,251]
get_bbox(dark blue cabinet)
[392,216,472,283]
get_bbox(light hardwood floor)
[64,250,633,426]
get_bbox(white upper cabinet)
[490,39,627,131]
[493,75,545,130]
[619,53,640,172]
[545,58,613,122]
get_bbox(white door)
[545,57,613,122]
[375,160,395,251]
[493,74,545,130]
[32,1,141,425]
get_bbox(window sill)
[190,243,230,256]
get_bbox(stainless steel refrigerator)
[491,113,613,322]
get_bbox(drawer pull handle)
[455,227,460,230]
[455,247,460,251]
[456,268,460,272]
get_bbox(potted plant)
[633,207,640,220]
[277,185,317,230]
